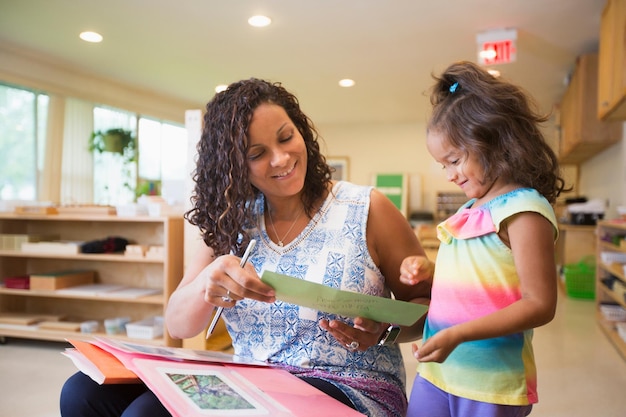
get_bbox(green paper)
[261,271,428,326]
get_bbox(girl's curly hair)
[428,61,569,203]
[185,78,332,256]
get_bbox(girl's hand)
[319,317,387,352]
[400,255,434,285]
[413,327,461,363]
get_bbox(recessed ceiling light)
[339,79,355,88]
[248,15,272,27]
[79,31,103,43]
[215,84,228,93]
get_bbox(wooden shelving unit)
[0,213,184,347]
[595,220,626,360]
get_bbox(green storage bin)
[563,256,596,299]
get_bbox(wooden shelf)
[0,287,164,304]
[597,312,626,361]
[0,213,184,347]
[0,324,166,346]
[595,220,626,360]
[0,250,164,263]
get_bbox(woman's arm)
[320,189,434,348]
[367,189,433,341]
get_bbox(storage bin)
[563,257,596,299]
[126,316,164,339]
[600,251,626,265]
[600,304,626,322]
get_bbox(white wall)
[579,123,626,219]
[318,121,459,215]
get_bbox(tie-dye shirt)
[418,188,558,406]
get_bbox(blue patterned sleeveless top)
[223,181,407,417]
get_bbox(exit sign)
[479,40,516,65]
[476,29,517,66]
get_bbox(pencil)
[206,239,256,338]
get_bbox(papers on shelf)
[56,284,161,298]
[21,241,84,254]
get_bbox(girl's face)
[246,103,308,200]
[427,129,498,202]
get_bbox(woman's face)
[246,103,308,200]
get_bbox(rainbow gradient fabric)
[418,188,558,405]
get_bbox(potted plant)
[89,128,137,203]
[89,128,136,162]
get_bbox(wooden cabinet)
[559,53,622,164]
[595,220,626,360]
[597,0,626,121]
[0,213,184,347]
[556,224,596,267]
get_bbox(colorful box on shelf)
[3,275,30,289]
[29,269,95,291]
[14,205,58,215]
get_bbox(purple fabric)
[407,376,533,417]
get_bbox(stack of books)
[63,337,365,417]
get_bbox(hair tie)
[449,82,459,93]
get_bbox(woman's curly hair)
[185,78,332,256]
[428,61,569,203]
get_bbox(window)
[0,84,48,201]
[92,106,137,205]
[137,117,188,205]
[92,109,188,206]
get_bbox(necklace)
[267,208,303,247]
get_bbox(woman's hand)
[319,317,387,352]
[166,245,274,340]
[400,255,434,285]
[201,255,275,306]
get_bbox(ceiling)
[0,0,606,126]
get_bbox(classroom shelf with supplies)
[0,213,184,347]
[595,220,626,360]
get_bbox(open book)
[63,339,140,384]
[64,338,365,417]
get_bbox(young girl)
[400,61,568,417]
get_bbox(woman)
[60,78,433,417]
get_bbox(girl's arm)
[416,211,557,362]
